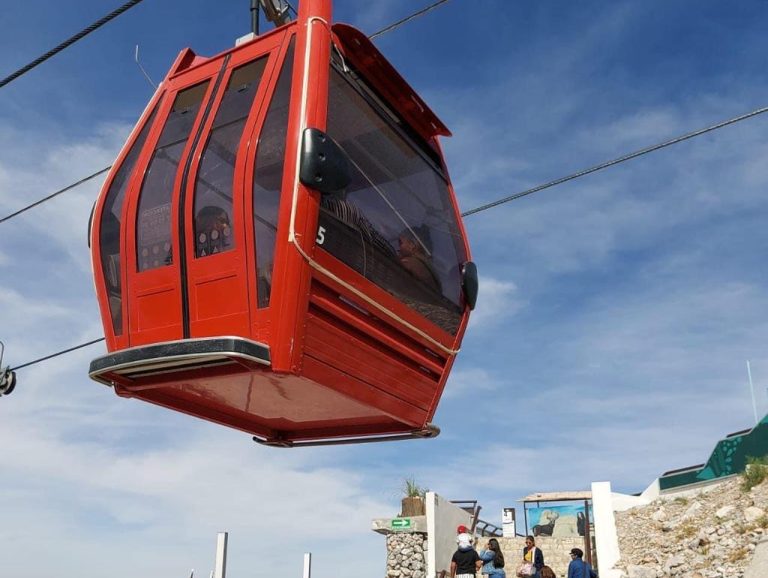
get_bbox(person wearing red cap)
[456,524,473,550]
[451,525,481,578]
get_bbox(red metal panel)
[303,308,438,411]
[268,0,332,373]
[301,356,427,428]
[308,282,446,374]
[312,248,464,352]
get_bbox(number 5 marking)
[316,226,326,245]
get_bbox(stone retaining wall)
[489,536,589,578]
[383,531,589,578]
[386,532,428,578]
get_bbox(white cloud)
[443,367,499,399]
[468,276,526,329]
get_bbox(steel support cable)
[8,105,768,372]
[0,0,453,227]
[2,0,460,377]
[461,104,768,217]
[0,166,111,224]
[0,0,146,89]
[10,338,104,372]
[369,0,451,39]
[6,2,766,372]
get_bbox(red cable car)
[88,0,477,447]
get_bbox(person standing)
[457,525,474,551]
[519,536,544,578]
[478,538,506,578]
[567,548,596,578]
[450,539,481,578]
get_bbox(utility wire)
[0,0,454,227]
[369,0,451,39]
[0,166,111,224]
[462,104,768,217]
[10,338,104,372]
[6,1,768,373]
[2,0,460,374]
[14,102,768,371]
[0,0,146,89]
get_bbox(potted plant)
[400,477,428,516]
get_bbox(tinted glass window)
[253,39,294,308]
[193,58,267,258]
[321,68,467,334]
[100,104,159,334]
[136,82,208,272]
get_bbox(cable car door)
[182,35,284,339]
[124,60,223,346]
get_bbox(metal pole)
[523,504,528,537]
[748,361,759,424]
[214,532,228,578]
[303,553,312,578]
[583,500,593,567]
[251,0,260,35]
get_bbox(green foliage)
[403,476,428,498]
[741,455,768,491]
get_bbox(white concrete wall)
[640,478,660,501]
[426,492,473,578]
[591,482,622,578]
[610,491,652,512]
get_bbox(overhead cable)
[0,0,146,89]
[0,0,455,227]
[0,166,111,224]
[10,338,105,372]
[369,0,451,39]
[461,105,768,217]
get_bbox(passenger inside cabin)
[397,225,440,293]
[195,205,232,257]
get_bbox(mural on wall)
[527,504,591,538]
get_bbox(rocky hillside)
[614,476,767,578]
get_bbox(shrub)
[403,476,428,498]
[741,456,768,491]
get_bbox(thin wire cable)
[0,0,146,89]
[6,2,461,372]
[0,0,456,227]
[10,338,105,371]
[0,166,111,224]
[462,104,768,217]
[369,0,451,39]
[5,1,768,372]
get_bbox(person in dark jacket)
[520,536,544,578]
[451,542,481,578]
[567,548,596,578]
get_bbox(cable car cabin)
[88,0,477,447]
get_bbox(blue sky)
[2,0,768,576]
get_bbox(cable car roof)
[331,24,451,141]
[161,20,452,145]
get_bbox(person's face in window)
[398,235,417,257]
